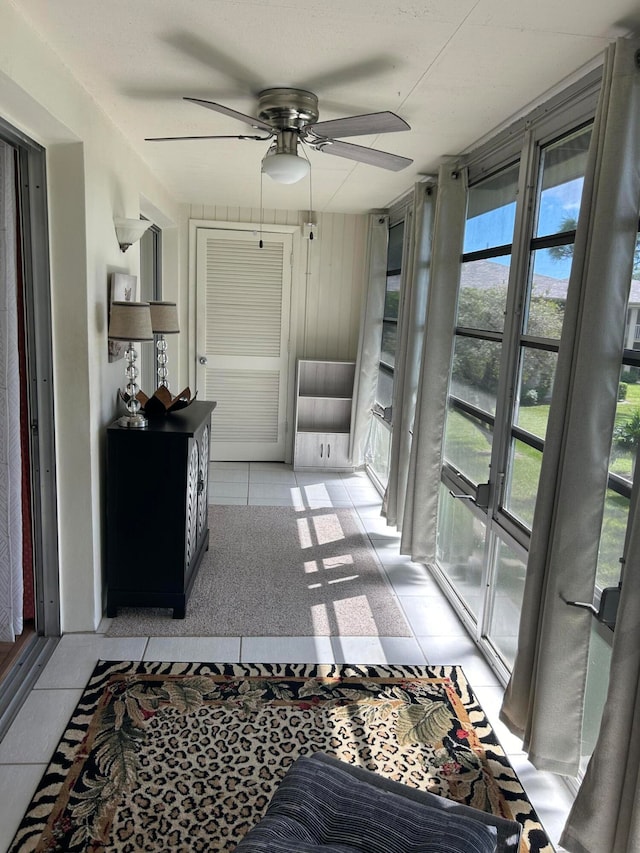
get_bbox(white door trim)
[188,219,302,463]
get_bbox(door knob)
[199,356,208,365]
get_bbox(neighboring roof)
[462,258,640,306]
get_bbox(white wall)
[0,1,183,631]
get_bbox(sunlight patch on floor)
[297,517,313,548]
[321,554,354,571]
[334,595,377,634]
[297,513,346,547]
[327,575,360,585]
[311,603,329,632]
[312,513,344,545]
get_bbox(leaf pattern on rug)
[396,698,454,745]
[161,676,216,712]
[64,675,222,849]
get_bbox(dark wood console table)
[106,400,216,619]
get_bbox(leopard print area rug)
[8,662,552,853]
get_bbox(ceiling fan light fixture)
[262,152,310,184]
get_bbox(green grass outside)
[445,383,640,587]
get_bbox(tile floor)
[0,463,575,852]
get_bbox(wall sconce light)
[114,217,152,252]
[149,301,180,391]
[108,301,154,428]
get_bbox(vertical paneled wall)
[302,212,367,361]
[188,205,368,363]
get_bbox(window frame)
[373,219,406,425]
[435,67,604,673]
[461,119,599,550]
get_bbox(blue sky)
[464,177,583,280]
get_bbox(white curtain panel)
[559,39,640,853]
[384,183,435,529]
[562,497,640,853]
[400,166,467,562]
[349,214,389,467]
[0,140,23,643]
[501,37,640,779]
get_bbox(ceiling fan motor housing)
[257,88,320,131]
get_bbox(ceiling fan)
[145,87,413,183]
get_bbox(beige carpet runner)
[107,505,411,637]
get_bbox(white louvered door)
[195,228,292,461]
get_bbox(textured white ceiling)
[13,0,640,213]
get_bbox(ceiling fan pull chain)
[259,169,264,249]
[304,142,315,241]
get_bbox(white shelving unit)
[294,359,356,471]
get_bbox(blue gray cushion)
[235,755,498,853]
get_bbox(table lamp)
[149,300,180,390]
[108,301,154,428]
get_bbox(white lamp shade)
[114,217,152,251]
[108,301,154,341]
[262,152,310,184]
[149,301,180,334]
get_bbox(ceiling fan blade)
[162,32,265,92]
[184,97,272,131]
[145,134,271,142]
[300,56,398,92]
[122,85,247,102]
[308,111,410,139]
[316,139,413,172]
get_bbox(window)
[444,163,519,492]
[597,231,640,592]
[439,162,520,629]
[366,220,405,490]
[139,221,162,393]
[437,88,598,678]
[504,126,591,532]
[375,221,404,420]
